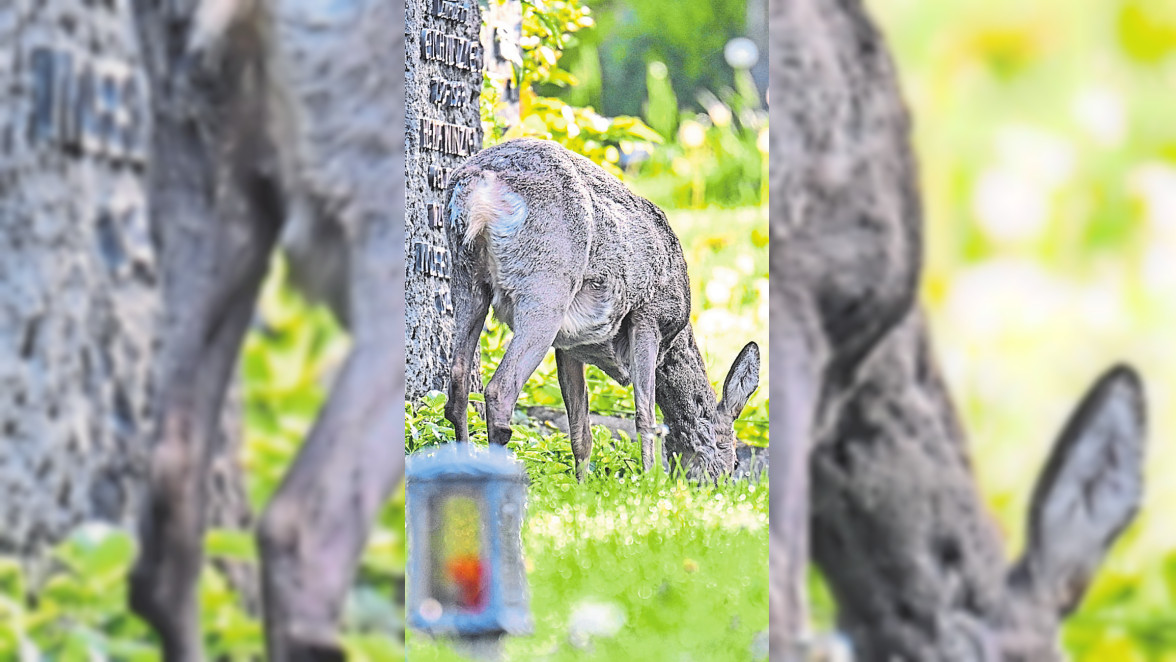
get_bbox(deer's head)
[663,341,762,480]
[813,359,1146,662]
[895,366,1145,662]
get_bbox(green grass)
[405,395,769,662]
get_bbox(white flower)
[971,168,1049,244]
[1072,85,1126,147]
[568,599,625,648]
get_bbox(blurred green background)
[862,0,1176,659]
[7,0,1172,659]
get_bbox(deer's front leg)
[258,214,404,660]
[556,349,592,480]
[629,322,661,473]
[768,289,828,660]
[484,289,568,446]
[257,342,402,660]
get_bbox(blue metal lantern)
[407,442,532,637]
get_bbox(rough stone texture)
[405,0,485,401]
[0,0,251,572]
[0,0,157,559]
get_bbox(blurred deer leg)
[257,215,404,660]
[445,264,491,442]
[629,322,661,473]
[130,202,279,661]
[769,297,827,661]
[484,292,568,447]
[556,349,592,480]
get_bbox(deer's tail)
[188,0,256,55]
[460,171,529,247]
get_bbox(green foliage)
[482,0,664,176]
[631,68,768,209]
[555,0,750,119]
[487,0,768,206]
[1117,0,1176,64]
[642,61,678,141]
[517,0,595,91]
[0,526,155,661]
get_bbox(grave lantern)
[407,442,532,638]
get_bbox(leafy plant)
[631,67,768,209]
[482,0,664,175]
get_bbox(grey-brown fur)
[769,0,1148,659]
[442,138,760,481]
[128,1,405,659]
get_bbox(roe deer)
[442,138,761,481]
[129,0,405,659]
[768,0,1148,659]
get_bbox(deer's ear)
[1012,365,1146,616]
[718,342,761,423]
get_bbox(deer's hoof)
[286,622,346,662]
[288,640,346,662]
[127,559,168,628]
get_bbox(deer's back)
[226,0,404,327]
[447,139,691,353]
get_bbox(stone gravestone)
[0,1,252,568]
[405,0,485,401]
[0,1,155,557]
[405,0,520,403]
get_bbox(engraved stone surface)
[405,0,486,400]
[0,0,156,559]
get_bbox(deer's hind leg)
[130,167,282,660]
[485,279,573,447]
[556,349,592,480]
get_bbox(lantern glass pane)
[430,491,487,614]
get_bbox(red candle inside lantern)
[431,493,489,614]
[446,552,487,611]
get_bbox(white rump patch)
[465,172,528,246]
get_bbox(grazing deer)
[128,0,404,659]
[441,138,761,481]
[768,0,1148,659]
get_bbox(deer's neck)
[655,325,726,473]
[810,311,1011,655]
